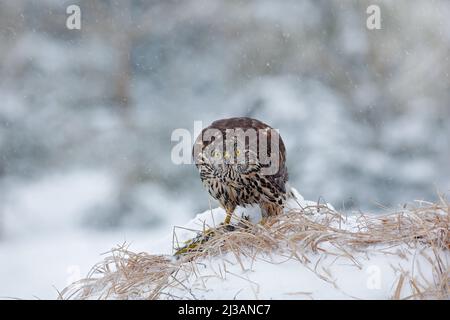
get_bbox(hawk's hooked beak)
[223,151,231,165]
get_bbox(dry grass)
[60,198,449,300]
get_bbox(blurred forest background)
[0,0,449,298]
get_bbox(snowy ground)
[62,189,448,300]
[1,0,450,301]
[0,171,447,300]
[166,247,439,300]
[152,193,447,299]
[0,229,162,299]
[0,171,176,299]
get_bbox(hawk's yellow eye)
[235,149,241,156]
[224,151,230,159]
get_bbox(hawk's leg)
[221,207,237,231]
[224,208,233,225]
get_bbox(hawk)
[193,117,289,225]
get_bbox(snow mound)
[169,188,335,250]
[61,189,449,300]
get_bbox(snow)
[1,0,450,300]
[1,178,446,300]
[2,1,449,216]
[158,188,332,253]
[169,244,442,300]
[107,189,446,300]
[0,171,171,299]
[2,171,114,238]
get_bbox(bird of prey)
[193,117,289,226]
